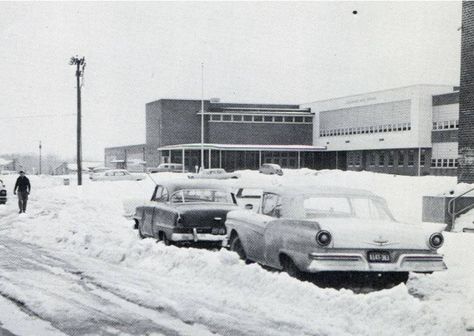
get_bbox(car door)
[242,192,280,262]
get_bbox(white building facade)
[302,85,459,176]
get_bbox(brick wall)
[208,122,313,145]
[458,2,474,182]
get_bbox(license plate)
[367,251,391,263]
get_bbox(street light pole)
[39,140,42,175]
[69,56,86,185]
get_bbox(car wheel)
[161,232,172,246]
[281,255,302,279]
[230,234,247,261]
[138,222,145,239]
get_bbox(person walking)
[13,170,31,214]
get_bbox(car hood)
[315,217,445,250]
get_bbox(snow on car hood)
[315,217,443,250]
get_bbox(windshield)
[170,189,233,204]
[297,195,394,221]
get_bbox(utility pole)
[200,62,204,171]
[69,56,86,185]
[39,141,42,175]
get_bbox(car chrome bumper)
[307,253,447,273]
[171,231,226,243]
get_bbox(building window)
[222,115,232,121]
[211,114,221,121]
[388,151,394,167]
[408,151,415,166]
[264,116,273,122]
[304,117,312,123]
[398,151,405,166]
[233,115,242,122]
[369,153,375,166]
[378,152,385,166]
[348,153,354,167]
[354,152,361,167]
[274,116,283,122]
[285,116,293,122]
[254,116,263,122]
[420,150,426,167]
[431,159,437,167]
[295,117,303,123]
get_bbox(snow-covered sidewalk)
[0,170,473,335]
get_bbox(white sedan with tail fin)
[225,185,447,280]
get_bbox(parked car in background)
[134,180,238,247]
[188,168,240,180]
[90,167,109,174]
[90,169,146,181]
[147,163,186,173]
[0,179,7,204]
[259,164,283,176]
[225,185,447,282]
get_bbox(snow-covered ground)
[0,170,473,336]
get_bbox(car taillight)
[429,233,444,249]
[211,227,226,235]
[316,230,332,247]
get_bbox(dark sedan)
[134,180,238,247]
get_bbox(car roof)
[258,184,378,198]
[155,179,233,193]
[263,164,281,168]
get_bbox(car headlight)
[316,230,332,247]
[429,233,444,249]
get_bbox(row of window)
[432,120,459,130]
[431,158,458,168]
[348,151,459,169]
[348,150,424,168]
[209,114,312,124]
[320,122,411,137]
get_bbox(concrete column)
[297,151,301,169]
[182,148,185,172]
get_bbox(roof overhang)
[158,143,326,152]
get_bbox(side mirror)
[245,204,253,210]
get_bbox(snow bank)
[0,170,473,335]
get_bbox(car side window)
[262,193,282,217]
[152,186,163,201]
[161,188,169,201]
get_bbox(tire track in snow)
[0,236,216,336]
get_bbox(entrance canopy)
[158,143,325,152]
[157,143,327,172]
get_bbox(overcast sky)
[0,1,462,161]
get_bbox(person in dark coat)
[13,171,31,213]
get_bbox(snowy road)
[0,171,474,335]
[0,236,215,336]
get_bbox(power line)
[0,113,76,120]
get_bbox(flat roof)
[158,143,326,152]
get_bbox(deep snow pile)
[0,170,473,335]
